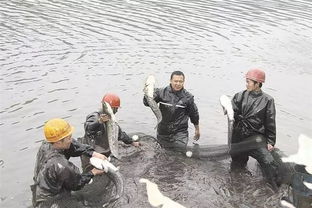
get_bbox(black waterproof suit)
[80,110,133,169]
[230,90,279,188]
[31,140,95,207]
[291,165,312,208]
[144,85,199,150]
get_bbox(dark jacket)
[83,111,133,154]
[231,90,276,145]
[144,85,199,135]
[32,140,95,206]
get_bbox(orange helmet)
[101,93,120,108]
[44,118,74,143]
[246,69,265,83]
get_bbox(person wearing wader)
[143,71,200,152]
[81,93,140,170]
[230,69,280,191]
[31,118,106,208]
[288,165,312,208]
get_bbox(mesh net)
[34,133,310,208]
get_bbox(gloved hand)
[91,168,105,176]
[267,144,274,151]
[98,114,110,123]
[92,151,108,160]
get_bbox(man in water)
[81,93,140,169]
[31,118,106,207]
[230,68,279,190]
[143,71,200,151]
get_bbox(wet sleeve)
[232,92,244,122]
[64,139,95,158]
[187,96,199,125]
[84,112,101,133]
[231,92,240,114]
[118,125,133,144]
[143,88,161,106]
[265,98,276,145]
[54,161,94,191]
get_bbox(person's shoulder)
[162,85,170,91]
[45,153,65,169]
[262,91,274,101]
[154,86,166,92]
[86,111,100,119]
[235,90,246,96]
[156,86,170,96]
[183,89,193,96]
[232,90,247,102]
[182,88,195,100]
[38,140,50,149]
[47,153,70,170]
[37,141,52,155]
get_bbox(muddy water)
[0,0,311,207]
[117,136,287,208]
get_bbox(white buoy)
[186,151,193,158]
[132,135,139,141]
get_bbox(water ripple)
[47,88,67,93]
[0,0,311,207]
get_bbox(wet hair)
[170,71,185,80]
[252,80,262,88]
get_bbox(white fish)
[143,75,156,98]
[102,101,120,159]
[220,95,234,146]
[140,178,186,208]
[90,157,124,204]
[143,75,162,128]
[280,197,296,208]
[282,134,312,174]
[219,95,234,121]
[90,157,118,173]
[303,181,312,190]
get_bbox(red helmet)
[246,69,265,83]
[101,93,120,108]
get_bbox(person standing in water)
[81,93,140,170]
[31,118,106,207]
[143,71,200,152]
[230,68,280,191]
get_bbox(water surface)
[0,0,311,207]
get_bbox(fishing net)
[36,196,84,208]
[286,165,312,208]
[35,173,120,208]
[186,135,267,160]
[34,133,306,208]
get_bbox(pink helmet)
[101,93,120,108]
[246,69,265,83]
